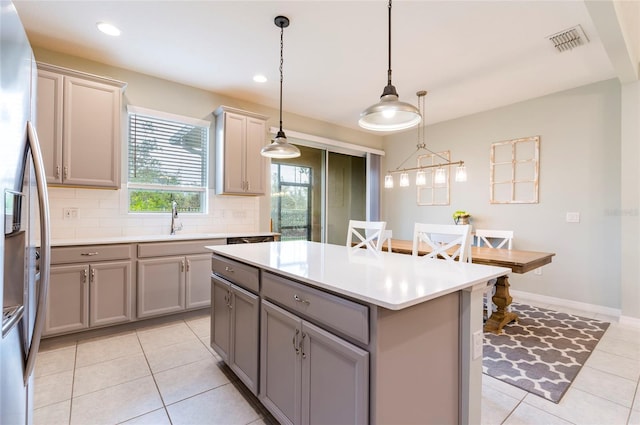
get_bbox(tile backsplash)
[48,187,260,240]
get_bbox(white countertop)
[52,232,279,247]
[207,240,511,310]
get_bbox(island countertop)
[207,240,510,310]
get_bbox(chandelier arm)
[393,146,422,171]
[419,145,452,163]
[387,161,464,175]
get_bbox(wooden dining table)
[389,239,556,334]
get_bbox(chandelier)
[384,91,467,189]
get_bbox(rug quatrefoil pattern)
[483,303,610,403]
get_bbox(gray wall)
[382,79,623,311]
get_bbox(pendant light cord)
[387,0,392,87]
[279,23,284,133]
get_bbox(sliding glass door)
[270,145,367,244]
[325,152,366,245]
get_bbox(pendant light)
[359,0,421,132]
[261,15,301,159]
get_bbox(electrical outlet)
[473,330,483,360]
[63,207,78,220]
[566,212,580,223]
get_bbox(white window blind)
[127,107,209,213]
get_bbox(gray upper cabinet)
[36,63,125,188]
[214,106,268,195]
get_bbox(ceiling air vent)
[548,25,589,52]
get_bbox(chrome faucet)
[170,201,183,235]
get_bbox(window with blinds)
[127,107,209,213]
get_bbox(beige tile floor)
[33,300,640,425]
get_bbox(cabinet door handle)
[293,328,300,355]
[80,252,99,256]
[82,269,87,283]
[224,266,234,273]
[227,290,233,309]
[63,166,68,179]
[186,260,190,272]
[90,269,95,283]
[300,332,307,359]
[55,165,60,179]
[293,294,310,305]
[181,260,185,272]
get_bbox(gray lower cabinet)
[260,300,369,425]
[137,239,225,318]
[210,274,260,395]
[137,256,185,318]
[45,260,133,336]
[137,253,217,318]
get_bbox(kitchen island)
[207,241,510,425]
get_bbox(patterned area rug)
[483,303,610,403]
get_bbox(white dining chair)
[412,223,472,263]
[475,229,514,249]
[474,229,514,318]
[346,220,387,252]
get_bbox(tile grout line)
[135,322,175,425]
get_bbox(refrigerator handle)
[23,121,51,385]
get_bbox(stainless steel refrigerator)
[1,1,51,424]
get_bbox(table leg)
[483,275,518,334]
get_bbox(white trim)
[269,127,385,157]
[619,315,640,328]
[127,105,211,128]
[510,289,622,318]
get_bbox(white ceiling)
[13,1,625,132]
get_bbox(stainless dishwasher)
[226,235,275,244]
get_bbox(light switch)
[566,212,580,223]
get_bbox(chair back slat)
[412,223,472,263]
[347,220,387,252]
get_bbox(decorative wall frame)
[417,151,450,206]
[490,136,540,204]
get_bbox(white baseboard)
[510,290,622,318]
[619,315,640,328]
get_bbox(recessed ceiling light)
[253,74,267,83]
[97,22,121,36]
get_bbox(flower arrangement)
[452,210,471,225]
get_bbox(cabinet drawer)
[262,271,369,345]
[138,239,225,258]
[51,244,132,265]
[211,255,259,294]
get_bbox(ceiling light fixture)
[260,15,301,159]
[96,22,121,36]
[384,91,466,189]
[359,0,421,132]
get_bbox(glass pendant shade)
[399,172,410,187]
[455,164,467,182]
[359,91,422,132]
[434,168,446,185]
[384,174,394,189]
[261,131,300,159]
[415,170,427,186]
